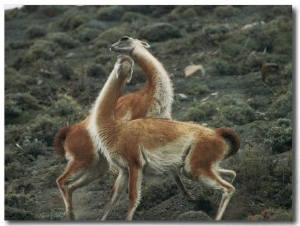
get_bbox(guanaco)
[88,54,241,221]
[53,37,192,220]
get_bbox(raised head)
[110,36,150,54]
[115,55,134,83]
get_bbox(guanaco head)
[110,36,150,54]
[115,55,134,83]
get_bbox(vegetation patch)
[138,180,179,211]
[264,118,292,154]
[97,6,126,21]
[59,12,87,31]
[213,99,256,126]
[183,100,217,122]
[47,32,78,49]
[267,85,292,119]
[137,23,182,42]
[22,40,59,66]
[26,24,46,39]
[121,12,149,23]
[214,6,240,18]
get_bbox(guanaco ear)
[126,68,133,83]
[140,41,150,48]
[116,65,122,79]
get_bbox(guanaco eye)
[120,36,129,41]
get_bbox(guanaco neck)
[132,47,173,117]
[92,65,127,127]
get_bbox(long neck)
[132,48,167,87]
[92,67,126,126]
[132,47,174,117]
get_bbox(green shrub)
[49,97,86,124]
[214,6,240,18]
[6,93,41,111]
[5,8,27,21]
[47,32,78,49]
[5,207,37,220]
[97,6,125,21]
[21,138,49,158]
[273,30,292,55]
[16,114,63,146]
[264,118,292,153]
[183,101,217,122]
[56,60,74,80]
[22,40,59,65]
[5,126,24,145]
[267,86,292,119]
[21,5,39,13]
[203,25,230,36]
[87,64,108,77]
[181,8,198,19]
[5,161,24,181]
[50,98,80,117]
[267,208,293,221]
[8,40,31,49]
[5,147,33,167]
[214,100,256,126]
[37,5,67,18]
[232,150,273,198]
[5,99,22,123]
[282,62,292,79]
[5,194,36,211]
[39,208,64,220]
[138,23,182,42]
[222,43,242,60]
[59,13,86,31]
[211,59,236,76]
[97,27,126,43]
[5,67,36,92]
[121,12,149,22]
[26,24,46,39]
[185,84,210,95]
[73,26,99,43]
[5,93,41,124]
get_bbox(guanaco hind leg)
[199,170,235,220]
[217,168,236,183]
[56,161,82,220]
[126,165,143,220]
[57,157,109,220]
[100,169,128,220]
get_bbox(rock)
[66,52,75,58]
[242,21,265,31]
[176,93,188,101]
[137,23,182,42]
[184,65,205,77]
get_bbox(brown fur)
[53,38,189,220]
[53,125,71,158]
[92,55,241,221]
[216,127,241,159]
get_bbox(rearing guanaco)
[53,37,192,220]
[88,54,241,221]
